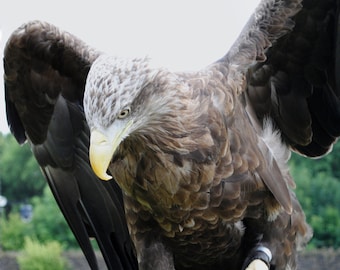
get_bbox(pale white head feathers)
[84,55,154,130]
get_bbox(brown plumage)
[4,0,340,270]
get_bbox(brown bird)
[4,0,340,269]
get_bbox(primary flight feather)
[4,0,340,269]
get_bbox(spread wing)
[225,0,340,157]
[4,21,138,270]
[4,1,340,270]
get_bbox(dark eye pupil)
[119,108,130,119]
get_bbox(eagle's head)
[84,54,176,180]
[84,55,153,180]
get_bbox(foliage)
[0,213,33,250]
[290,143,340,249]
[0,186,78,251]
[0,133,45,202]
[0,133,79,250]
[30,186,79,249]
[17,237,70,270]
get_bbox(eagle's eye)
[118,107,131,119]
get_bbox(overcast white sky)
[0,0,260,134]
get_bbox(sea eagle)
[4,0,340,269]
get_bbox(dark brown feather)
[4,21,138,270]
[247,0,340,156]
[4,1,340,270]
[89,1,337,269]
[102,65,306,269]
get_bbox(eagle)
[4,0,340,269]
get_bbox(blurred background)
[0,1,339,269]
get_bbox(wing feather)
[4,21,138,270]
[218,0,340,157]
[4,1,340,269]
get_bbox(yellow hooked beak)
[89,130,115,181]
[89,121,133,181]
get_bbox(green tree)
[30,186,78,249]
[0,133,46,202]
[17,237,70,270]
[290,153,340,248]
[0,186,78,250]
[0,213,33,250]
[0,132,79,250]
[290,143,340,181]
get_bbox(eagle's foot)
[241,246,272,270]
